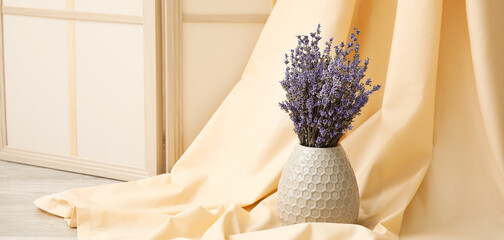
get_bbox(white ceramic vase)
[277,144,359,225]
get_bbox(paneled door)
[0,0,162,180]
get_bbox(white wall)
[181,0,273,150]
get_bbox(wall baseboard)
[0,147,150,181]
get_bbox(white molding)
[0,0,7,151]
[162,0,183,172]
[183,13,269,23]
[2,6,143,25]
[66,0,77,156]
[0,147,150,180]
[143,0,163,175]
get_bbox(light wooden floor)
[0,160,121,239]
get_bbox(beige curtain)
[34,0,504,239]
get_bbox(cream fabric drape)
[34,0,504,239]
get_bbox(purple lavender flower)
[279,25,381,148]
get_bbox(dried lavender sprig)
[280,25,380,148]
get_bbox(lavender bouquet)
[279,25,380,148]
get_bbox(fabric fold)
[400,1,504,239]
[343,0,443,238]
[465,0,504,174]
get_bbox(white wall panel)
[182,23,264,149]
[184,0,272,15]
[75,21,145,168]
[3,0,66,10]
[75,0,143,16]
[3,15,69,155]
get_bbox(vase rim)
[297,143,342,150]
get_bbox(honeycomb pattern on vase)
[277,144,360,225]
